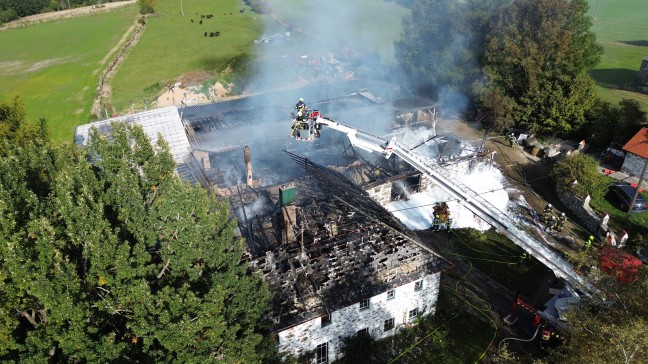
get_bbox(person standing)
[432,215,441,232]
[557,213,567,232]
[295,97,306,111]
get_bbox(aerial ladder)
[311,116,590,294]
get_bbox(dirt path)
[92,18,144,116]
[0,1,137,30]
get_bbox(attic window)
[387,289,395,300]
[359,298,370,311]
[321,313,332,327]
[357,328,369,336]
[414,280,423,291]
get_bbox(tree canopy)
[549,266,648,363]
[551,153,608,199]
[482,0,602,136]
[584,98,648,148]
[0,119,273,362]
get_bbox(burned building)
[231,154,444,362]
[75,81,447,363]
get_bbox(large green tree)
[585,98,648,148]
[548,267,648,363]
[394,0,506,97]
[0,122,272,362]
[482,0,602,136]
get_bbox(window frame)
[357,327,369,336]
[321,313,332,327]
[414,280,423,292]
[359,298,370,311]
[316,342,328,364]
[386,289,395,301]
[384,317,395,331]
[408,308,419,321]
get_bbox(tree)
[137,0,155,14]
[584,98,648,148]
[548,268,648,363]
[551,153,608,199]
[0,0,49,17]
[0,123,273,362]
[475,84,516,133]
[482,0,603,136]
[394,0,507,97]
[0,96,48,155]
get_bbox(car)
[607,182,648,212]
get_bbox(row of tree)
[395,0,646,142]
[0,97,275,362]
[0,0,129,24]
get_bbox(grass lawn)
[0,5,138,142]
[448,229,548,298]
[588,176,648,239]
[110,0,263,111]
[587,0,648,111]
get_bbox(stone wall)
[639,57,648,86]
[556,187,606,235]
[277,273,441,362]
[621,152,648,179]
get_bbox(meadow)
[0,5,138,141]
[110,0,263,111]
[588,0,648,110]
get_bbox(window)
[316,342,328,364]
[408,308,419,321]
[359,298,370,311]
[387,289,395,300]
[357,328,369,336]
[414,280,423,291]
[321,313,332,327]
[384,318,395,331]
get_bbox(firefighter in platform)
[557,212,567,232]
[432,214,441,232]
[295,97,306,112]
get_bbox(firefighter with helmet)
[557,212,567,232]
[295,97,306,111]
[543,203,553,224]
[584,235,594,250]
[432,214,441,232]
[445,218,453,233]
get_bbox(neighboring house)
[621,127,648,178]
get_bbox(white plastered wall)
[277,272,441,362]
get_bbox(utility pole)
[180,0,184,16]
[625,158,648,222]
[593,0,601,20]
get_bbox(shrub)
[137,0,155,15]
[551,153,608,199]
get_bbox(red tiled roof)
[623,127,648,159]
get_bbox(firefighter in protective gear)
[445,218,453,233]
[543,203,553,224]
[557,212,567,232]
[549,215,557,231]
[507,133,516,148]
[432,214,441,232]
[295,97,306,111]
[584,235,594,250]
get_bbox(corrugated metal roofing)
[623,127,648,159]
[74,106,191,164]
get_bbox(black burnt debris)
[230,155,443,331]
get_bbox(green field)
[111,0,263,111]
[0,5,138,141]
[588,0,648,110]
